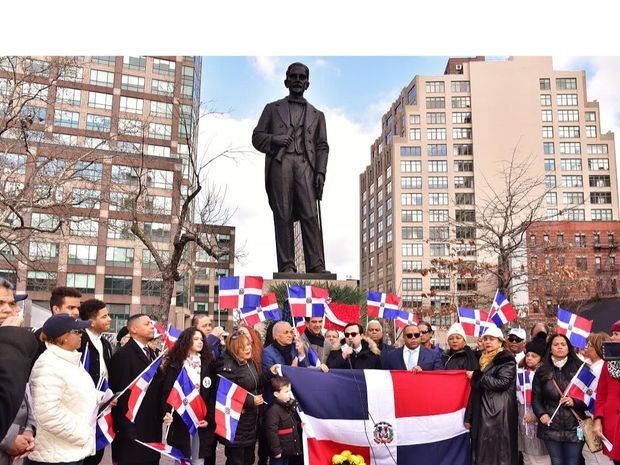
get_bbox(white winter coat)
[28,343,99,463]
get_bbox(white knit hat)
[483,325,505,341]
[447,322,466,339]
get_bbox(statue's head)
[284,62,309,97]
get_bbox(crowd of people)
[1,278,619,465]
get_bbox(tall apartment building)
[0,56,234,331]
[359,56,618,325]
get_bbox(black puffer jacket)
[264,398,303,458]
[326,339,382,370]
[443,345,480,371]
[465,349,518,465]
[216,350,267,447]
[532,357,588,442]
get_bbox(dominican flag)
[288,285,329,318]
[135,440,190,465]
[241,293,281,326]
[366,291,399,319]
[566,363,598,414]
[487,290,517,327]
[125,354,164,422]
[218,276,263,310]
[215,376,248,442]
[395,311,419,330]
[96,407,115,451]
[294,317,307,336]
[281,366,471,465]
[154,323,182,350]
[457,307,492,337]
[80,345,90,371]
[516,368,533,405]
[307,345,322,367]
[166,367,208,435]
[324,303,360,331]
[556,308,592,350]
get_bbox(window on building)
[430,243,450,256]
[454,144,473,156]
[426,97,445,109]
[575,257,587,271]
[564,209,585,221]
[451,81,470,92]
[590,192,612,204]
[26,271,57,292]
[454,176,474,188]
[562,192,584,205]
[542,126,553,138]
[106,246,134,267]
[401,210,423,222]
[402,243,423,257]
[587,144,608,154]
[121,75,145,92]
[428,176,448,189]
[145,195,172,214]
[107,219,133,240]
[87,91,112,110]
[429,210,449,222]
[86,114,111,132]
[544,159,555,171]
[69,217,99,237]
[409,128,421,140]
[454,160,474,172]
[557,94,578,106]
[28,242,58,262]
[401,193,422,206]
[592,209,613,221]
[451,96,471,108]
[152,79,174,96]
[146,169,173,189]
[589,175,611,187]
[148,123,172,140]
[120,96,144,114]
[585,112,596,122]
[429,193,449,205]
[427,144,447,156]
[561,175,583,188]
[539,78,551,90]
[402,227,423,240]
[54,110,79,128]
[543,142,555,155]
[556,78,577,90]
[560,142,581,154]
[586,126,597,138]
[150,101,173,118]
[144,222,170,242]
[430,278,450,291]
[455,193,475,205]
[541,110,552,122]
[92,56,116,66]
[111,165,139,185]
[56,87,81,106]
[453,127,472,139]
[560,158,582,171]
[427,112,446,124]
[426,128,446,140]
[68,244,97,265]
[545,175,556,188]
[90,69,114,87]
[558,126,580,138]
[66,273,96,294]
[104,275,133,295]
[400,146,421,156]
[558,110,579,122]
[452,112,472,124]
[545,192,557,205]
[428,160,447,172]
[402,260,422,272]
[123,56,146,71]
[429,226,449,240]
[153,58,176,76]
[540,94,552,106]
[589,158,609,171]
[401,176,422,189]
[401,160,421,173]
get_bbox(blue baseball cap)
[41,313,91,339]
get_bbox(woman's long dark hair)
[162,327,213,372]
[537,333,583,380]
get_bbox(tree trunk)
[158,276,176,324]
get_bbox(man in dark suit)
[252,62,330,273]
[383,324,443,372]
[109,314,161,465]
[78,299,113,465]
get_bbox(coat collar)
[46,342,82,365]
[275,97,317,129]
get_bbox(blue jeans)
[544,439,583,465]
[270,458,289,465]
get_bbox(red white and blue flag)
[125,354,164,422]
[556,308,592,350]
[80,345,90,371]
[96,407,115,451]
[487,290,517,327]
[516,368,533,405]
[166,367,208,435]
[458,307,493,337]
[306,345,322,367]
[154,323,182,350]
[566,363,598,414]
[366,292,399,319]
[324,303,360,331]
[294,317,307,335]
[288,285,329,318]
[135,440,190,465]
[215,376,248,442]
[241,293,281,326]
[218,276,263,310]
[281,366,471,465]
[395,311,419,330]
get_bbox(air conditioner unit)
[455,64,463,71]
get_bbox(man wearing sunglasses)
[383,324,442,372]
[505,327,526,364]
[418,322,443,357]
[326,323,381,370]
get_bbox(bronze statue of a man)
[252,62,329,273]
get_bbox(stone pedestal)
[272,271,337,280]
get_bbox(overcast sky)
[199,56,620,280]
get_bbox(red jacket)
[594,362,620,460]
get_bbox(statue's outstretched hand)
[315,173,325,200]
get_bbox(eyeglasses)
[507,336,523,343]
[419,330,431,335]
[229,331,245,340]
[69,329,83,335]
[344,332,358,338]
[405,332,420,339]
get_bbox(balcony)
[593,240,616,250]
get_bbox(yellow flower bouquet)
[331,450,366,465]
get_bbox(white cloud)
[199,106,377,280]
[250,56,281,81]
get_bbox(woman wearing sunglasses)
[27,314,99,465]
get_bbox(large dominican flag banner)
[281,367,471,465]
[366,292,399,319]
[556,308,592,350]
[457,307,492,337]
[288,285,329,318]
[218,276,263,310]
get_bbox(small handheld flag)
[96,408,115,451]
[366,291,399,319]
[219,276,263,310]
[241,293,281,326]
[566,363,598,414]
[135,440,190,465]
[395,310,419,330]
[125,354,164,422]
[556,308,592,350]
[294,317,306,336]
[488,290,517,327]
[458,307,493,337]
[154,323,182,350]
[288,285,329,318]
[166,367,207,435]
[516,368,533,405]
[215,376,248,443]
[306,345,322,367]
